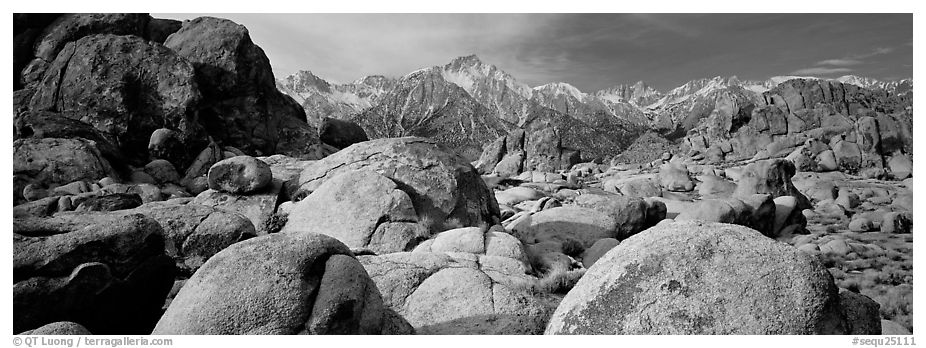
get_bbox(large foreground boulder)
[153,232,386,334]
[29,34,206,165]
[545,221,847,334]
[14,212,175,334]
[163,16,316,156]
[292,137,501,231]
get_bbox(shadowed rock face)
[546,221,848,335]
[14,212,176,334]
[164,16,317,157]
[28,34,207,166]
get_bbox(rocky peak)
[279,70,333,94]
[533,82,587,102]
[595,80,663,107]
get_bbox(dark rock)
[318,117,369,149]
[29,34,207,165]
[145,18,181,43]
[838,289,881,335]
[74,193,143,212]
[164,16,317,156]
[14,212,175,334]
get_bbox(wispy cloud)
[790,67,854,75]
[816,58,862,66]
[853,47,894,59]
[796,46,897,76]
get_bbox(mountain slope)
[349,66,516,160]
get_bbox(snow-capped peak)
[534,82,587,101]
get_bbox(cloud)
[816,58,862,66]
[804,46,896,75]
[853,47,894,59]
[790,67,854,75]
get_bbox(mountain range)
[276,55,912,161]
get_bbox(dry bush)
[509,262,586,295]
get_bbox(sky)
[156,13,913,92]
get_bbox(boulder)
[163,16,316,156]
[494,153,525,178]
[14,212,175,334]
[616,177,663,198]
[144,159,181,184]
[738,194,777,237]
[581,238,620,268]
[14,197,61,218]
[574,194,654,240]
[474,135,506,174]
[734,159,811,210]
[881,212,912,234]
[820,239,851,256]
[359,252,552,334]
[545,221,847,334]
[815,150,838,172]
[495,186,545,207]
[318,117,369,149]
[74,193,142,212]
[19,321,92,335]
[848,218,875,232]
[838,289,881,335]
[697,175,736,198]
[153,232,386,334]
[14,111,124,166]
[192,188,280,235]
[14,138,117,203]
[130,202,256,272]
[888,153,912,180]
[29,34,206,165]
[31,14,150,62]
[519,206,617,247]
[675,199,737,224]
[658,162,694,192]
[292,137,500,229]
[523,127,572,172]
[413,228,528,263]
[831,140,862,173]
[283,170,429,253]
[207,156,273,194]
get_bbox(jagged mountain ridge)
[276,55,911,160]
[276,71,396,127]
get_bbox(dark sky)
[157,13,913,92]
